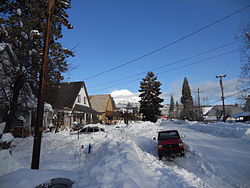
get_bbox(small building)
[232,111,250,122]
[53,82,100,129]
[89,94,116,124]
[204,105,243,122]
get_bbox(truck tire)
[158,154,163,160]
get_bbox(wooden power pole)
[31,0,55,169]
[216,74,226,122]
[197,88,202,108]
[195,88,204,121]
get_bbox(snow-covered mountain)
[110,89,140,107]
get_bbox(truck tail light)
[158,145,163,149]
[179,143,184,148]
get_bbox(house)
[232,111,250,122]
[115,103,141,122]
[0,43,53,137]
[89,94,116,124]
[204,105,243,122]
[232,96,250,122]
[53,81,99,129]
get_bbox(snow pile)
[44,103,54,112]
[0,150,23,176]
[0,133,14,143]
[245,128,250,138]
[0,168,77,188]
[175,121,250,142]
[0,121,250,187]
[16,8,22,16]
[0,122,6,135]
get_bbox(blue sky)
[61,0,250,104]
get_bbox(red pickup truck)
[157,130,185,160]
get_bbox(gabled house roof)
[232,111,250,118]
[56,82,84,109]
[89,94,115,113]
[205,105,243,117]
[55,81,95,113]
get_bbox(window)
[158,131,180,140]
[78,95,81,103]
[84,97,87,104]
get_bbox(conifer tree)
[139,72,163,122]
[237,25,250,101]
[0,0,74,132]
[168,95,175,119]
[175,101,180,119]
[180,77,195,121]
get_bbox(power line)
[156,49,239,75]
[83,5,249,81]
[209,88,250,104]
[224,88,250,99]
[88,40,239,89]
[89,48,239,93]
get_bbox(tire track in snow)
[162,122,243,188]
[122,131,209,187]
[166,149,240,188]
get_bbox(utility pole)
[196,88,203,121]
[216,74,226,122]
[197,88,201,107]
[31,0,55,169]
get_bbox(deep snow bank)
[170,120,250,142]
[0,122,209,188]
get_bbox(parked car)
[71,122,84,131]
[156,130,185,160]
[79,126,105,134]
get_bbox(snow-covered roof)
[205,105,243,117]
[202,106,213,115]
[232,111,250,118]
[0,43,6,52]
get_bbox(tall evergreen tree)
[237,24,250,102]
[139,72,163,122]
[180,77,195,121]
[168,95,175,119]
[0,0,74,132]
[244,95,250,111]
[175,101,180,119]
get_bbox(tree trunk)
[4,76,24,133]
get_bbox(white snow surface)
[0,122,6,135]
[0,121,250,188]
[16,8,22,16]
[0,133,14,143]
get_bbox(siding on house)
[89,94,116,124]
[53,81,99,128]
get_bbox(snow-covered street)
[1,121,250,188]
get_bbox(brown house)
[89,94,116,124]
[54,82,100,128]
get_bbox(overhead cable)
[88,40,239,89]
[89,48,240,93]
[83,5,249,80]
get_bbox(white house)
[54,81,100,128]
